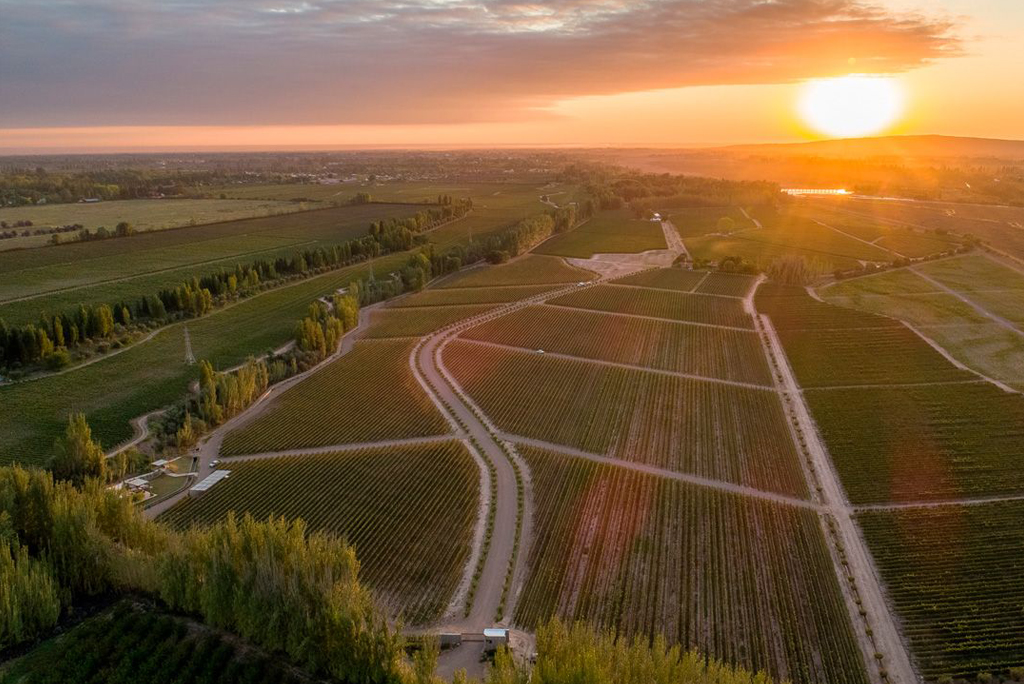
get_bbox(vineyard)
[807,382,1024,503]
[220,339,449,456]
[363,304,498,338]
[778,325,974,387]
[611,267,707,292]
[161,441,478,623]
[667,206,752,237]
[444,340,807,497]
[858,501,1024,680]
[548,284,754,329]
[534,209,667,258]
[436,254,595,288]
[756,283,903,330]
[694,272,757,298]
[459,304,773,385]
[513,446,868,684]
[917,253,1024,292]
[390,285,558,307]
[0,601,318,684]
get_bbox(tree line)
[0,199,473,374]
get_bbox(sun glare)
[798,76,904,138]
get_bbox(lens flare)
[798,75,904,138]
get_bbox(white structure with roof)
[189,470,230,498]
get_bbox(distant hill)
[722,135,1024,161]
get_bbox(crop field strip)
[610,267,708,292]
[534,209,667,258]
[858,501,1024,680]
[513,446,869,684]
[435,254,597,288]
[161,441,478,624]
[0,202,419,306]
[458,304,773,385]
[668,206,753,237]
[362,304,500,339]
[443,340,808,498]
[759,282,1024,504]
[694,272,757,298]
[390,285,560,307]
[220,338,450,456]
[547,284,754,329]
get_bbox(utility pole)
[184,326,196,365]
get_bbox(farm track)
[454,338,774,391]
[753,283,919,684]
[604,280,744,300]
[219,435,460,462]
[500,433,820,511]
[902,322,1020,394]
[812,218,906,260]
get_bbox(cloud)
[0,0,960,127]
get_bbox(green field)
[757,283,903,330]
[666,206,753,237]
[0,251,417,465]
[444,340,807,497]
[778,325,974,387]
[514,447,867,684]
[610,267,708,292]
[220,339,449,456]
[549,284,754,329]
[821,257,1024,390]
[534,209,666,258]
[161,441,478,624]
[436,254,595,288]
[0,198,304,250]
[391,285,558,307]
[808,382,1024,503]
[859,502,1024,680]
[0,601,317,684]
[694,272,757,298]
[363,304,498,338]
[460,304,773,385]
[0,202,420,324]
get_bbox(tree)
[0,541,61,648]
[115,221,135,238]
[50,413,107,486]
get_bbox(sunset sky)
[1,0,1021,151]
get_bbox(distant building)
[781,188,850,196]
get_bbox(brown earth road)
[752,278,920,684]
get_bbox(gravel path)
[752,280,919,684]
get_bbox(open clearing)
[161,441,478,624]
[513,446,868,684]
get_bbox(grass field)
[459,304,773,385]
[436,254,595,288]
[362,304,498,338]
[757,283,903,330]
[807,382,1024,503]
[220,339,449,456]
[0,198,304,250]
[534,209,666,258]
[610,268,708,292]
[549,284,754,329]
[778,325,973,387]
[0,601,317,684]
[821,257,1024,390]
[859,502,1024,680]
[161,441,478,623]
[0,250,418,465]
[514,447,868,684]
[666,206,753,237]
[445,341,807,497]
[0,202,420,324]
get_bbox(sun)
[798,75,905,138]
